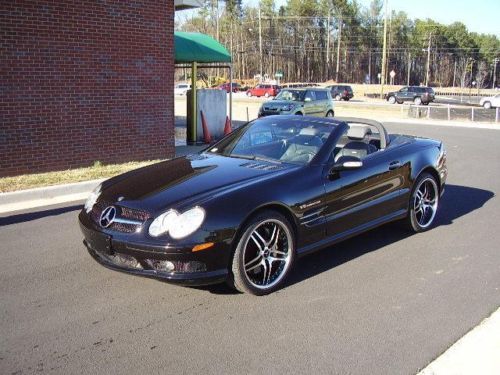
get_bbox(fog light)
[147,259,175,272]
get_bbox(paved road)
[1,122,499,375]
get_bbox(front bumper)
[79,217,229,286]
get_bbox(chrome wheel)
[388,96,396,104]
[242,219,293,290]
[412,177,439,229]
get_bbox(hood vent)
[239,162,285,171]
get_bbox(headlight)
[148,207,205,239]
[281,104,295,111]
[84,184,101,213]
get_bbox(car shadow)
[202,184,494,295]
[0,204,84,226]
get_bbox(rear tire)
[335,94,341,101]
[405,172,439,233]
[326,110,334,117]
[247,91,252,97]
[295,112,303,116]
[414,97,423,105]
[229,210,296,295]
[388,96,396,104]
[264,92,270,98]
[483,101,492,109]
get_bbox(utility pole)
[407,52,411,86]
[258,7,263,80]
[453,59,457,87]
[326,13,330,80]
[386,8,392,84]
[335,14,342,83]
[493,58,498,89]
[380,0,388,98]
[425,32,432,86]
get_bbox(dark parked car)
[386,86,435,105]
[218,82,241,93]
[80,116,447,295]
[258,88,334,117]
[247,84,281,98]
[327,85,354,101]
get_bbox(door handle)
[389,161,401,170]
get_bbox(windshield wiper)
[254,155,282,164]
[230,154,281,164]
[230,153,256,160]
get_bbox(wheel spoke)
[245,254,262,270]
[263,259,273,284]
[268,225,280,248]
[268,255,286,264]
[250,232,264,251]
[271,249,287,256]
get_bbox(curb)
[417,307,500,375]
[0,178,105,214]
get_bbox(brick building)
[0,1,178,177]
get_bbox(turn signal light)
[192,242,214,252]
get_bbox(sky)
[244,0,500,37]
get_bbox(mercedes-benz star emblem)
[100,206,116,228]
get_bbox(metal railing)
[409,105,500,123]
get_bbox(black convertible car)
[79,116,447,295]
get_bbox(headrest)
[299,127,319,136]
[347,126,371,140]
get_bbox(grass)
[0,160,163,193]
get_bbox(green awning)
[174,31,231,64]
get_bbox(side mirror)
[331,156,363,172]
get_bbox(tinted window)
[315,90,328,100]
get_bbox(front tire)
[483,101,492,109]
[264,92,270,98]
[335,94,341,101]
[406,173,439,232]
[326,110,334,117]
[229,211,296,295]
[414,97,423,105]
[247,91,252,97]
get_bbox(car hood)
[99,154,296,214]
[262,100,303,109]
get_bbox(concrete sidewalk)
[418,307,500,375]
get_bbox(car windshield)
[207,118,335,165]
[274,89,306,102]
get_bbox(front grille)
[91,200,150,233]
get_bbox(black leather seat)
[335,126,377,161]
[280,128,323,163]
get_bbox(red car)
[218,82,241,93]
[246,84,281,98]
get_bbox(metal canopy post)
[188,61,197,145]
[229,63,233,125]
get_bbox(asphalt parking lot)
[1,121,499,375]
